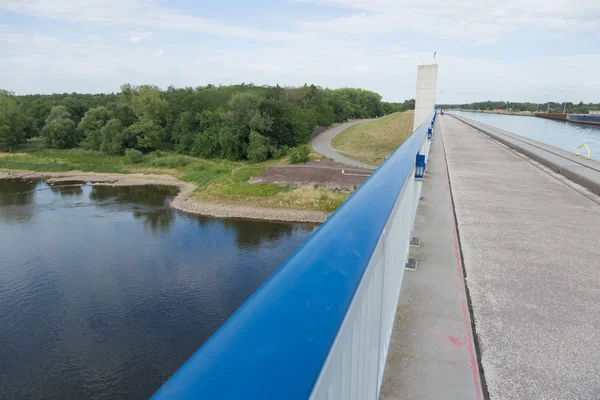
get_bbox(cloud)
[2,0,296,42]
[1,1,599,103]
[129,31,151,43]
[294,0,600,45]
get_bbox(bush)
[247,131,270,163]
[289,144,310,164]
[150,155,190,168]
[150,150,168,158]
[124,148,143,163]
[269,144,289,159]
[41,118,82,149]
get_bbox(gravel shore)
[0,170,330,224]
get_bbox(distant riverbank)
[456,109,535,117]
[0,170,330,223]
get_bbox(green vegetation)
[339,153,385,167]
[124,148,143,164]
[1,85,411,162]
[0,84,414,213]
[0,137,348,212]
[0,96,26,152]
[331,112,414,159]
[289,145,310,164]
[439,100,600,114]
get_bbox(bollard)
[415,154,426,179]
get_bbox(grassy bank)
[331,111,414,166]
[0,139,350,213]
[338,153,386,167]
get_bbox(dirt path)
[311,120,377,170]
[0,170,329,223]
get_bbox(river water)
[452,111,600,160]
[0,179,315,399]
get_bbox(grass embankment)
[0,139,349,213]
[331,111,414,166]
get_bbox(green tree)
[24,117,40,139]
[220,91,273,159]
[131,86,169,122]
[45,105,71,123]
[99,118,126,154]
[41,105,82,149]
[79,106,112,150]
[171,111,199,153]
[191,126,221,158]
[247,131,270,162]
[61,95,89,124]
[42,118,81,149]
[124,118,162,152]
[0,96,27,152]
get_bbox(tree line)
[437,100,600,114]
[0,84,411,161]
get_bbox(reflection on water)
[222,218,296,249]
[452,111,600,160]
[0,179,314,399]
[0,179,38,223]
[89,184,179,207]
[49,184,84,197]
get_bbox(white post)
[413,64,438,131]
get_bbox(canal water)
[452,111,600,160]
[0,179,315,400]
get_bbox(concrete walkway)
[452,114,600,196]
[441,115,600,399]
[310,120,376,170]
[380,121,483,400]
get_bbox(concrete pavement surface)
[452,114,600,196]
[441,115,600,399]
[310,120,376,170]
[380,122,483,400]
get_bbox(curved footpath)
[311,120,377,170]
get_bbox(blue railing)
[152,112,436,400]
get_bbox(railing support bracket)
[405,258,418,271]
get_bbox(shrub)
[124,148,143,163]
[150,155,190,168]
[41,118,82,149]
[269,144,289,159]
[290,144,310,164]
[247,131,270,163]
[150,150,168,158]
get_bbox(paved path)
[452,114,600,196]
[380,121,483,400]
[310,120,376,170]
[442,115,600,399]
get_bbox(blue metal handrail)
[151,113,435,400]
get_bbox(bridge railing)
[151,112,436,400]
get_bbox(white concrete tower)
[413,64,438,131]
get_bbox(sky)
[0,0,599,103]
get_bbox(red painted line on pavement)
[453,223,483,400]
[442,123,483,400]
[448,335,462,348]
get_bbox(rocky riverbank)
[0,170,329,223]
